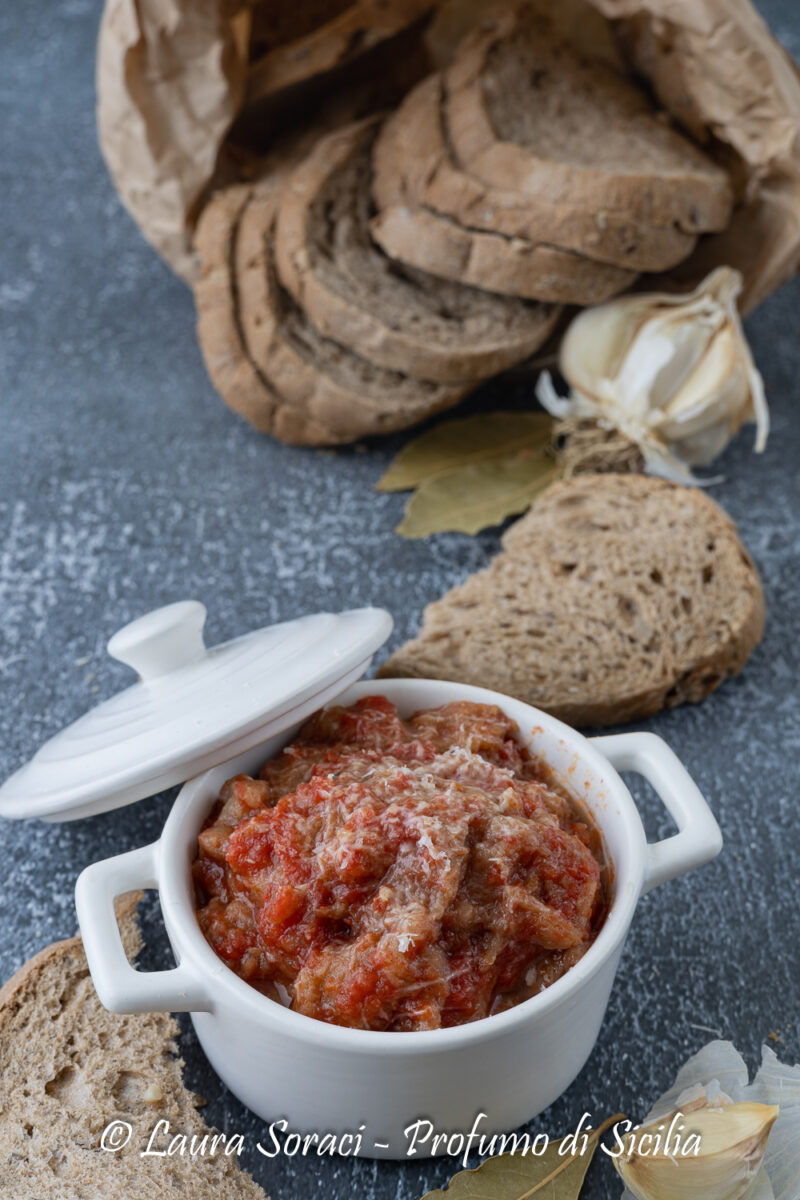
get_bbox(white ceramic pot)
[76,678,721,1159]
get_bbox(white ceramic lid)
[0,600,393,823]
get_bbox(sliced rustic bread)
[379,475,764,728]
[445,7,733,231]
[195,174,466,444]
[236,182,467,440]
[245,0,435,106]
[370,202,636,303]
[372,73,699,273]
[248,0,353,60]
[0,895,267,1200]
[275,117,561,381]
[195,181,335,445]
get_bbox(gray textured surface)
[1,2,799,1197]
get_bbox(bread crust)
[370,203,635,302]
[275,116,561,380]
[372,73,699,273]
[194,183,336,444]
[445,7,733,232]
[246,0,436,105]
[237,184,467,440]
[0,892,142,1013]
[379,475,765,728]
[195,186,282,436]
[0,894,268,1200]
[194,153,466,444]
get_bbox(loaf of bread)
[275,116,561,380]
[379,475,765,727]
[0,895,266,1200]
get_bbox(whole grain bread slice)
[445,7,733,231]
[236,181,467,441]
[368,65,635,302]
[370,202,635,303]
[194,181,335,445]
[195,174,466,444]
[0,894,267,1200]
[275,117,561,381]
[246,0,435,106]
[372,73,698,273]
[379,474,764,728]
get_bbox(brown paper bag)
[97,0,800,309]
[96,0,249,282]
[595,0,800,310]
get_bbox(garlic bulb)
[537,267,769,484]
[615,1097,779,1200]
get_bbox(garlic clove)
[658,332,750,443]
[537,266,769,483]
[615,1100,779,1200]
[673,420,741,469]
[613,308,723,417]
[559,303,636,392]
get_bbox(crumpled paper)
[96,0,249,282]
[97,0,800,309]
[595,0,800,311]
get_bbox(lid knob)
[107,601,208,682]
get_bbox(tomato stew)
[194,696,608,1031]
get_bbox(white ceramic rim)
[156,679,649,1054]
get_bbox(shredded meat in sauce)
[194,696,607,1031]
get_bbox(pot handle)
[75,842,212,1014]
[589,732,722,895]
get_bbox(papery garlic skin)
[615,1098,779,1200]
[537,267,769,484]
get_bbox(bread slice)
[248,0,353,60]
[275,117,561,381]
[196,174,466,444]
[195,182,335,445]
[236,182,467,440]
[372,73,699,273]
[246,0,435,106]
[370,201,636,303]
[379,474,765,728]
[445,7,733,231]
[0,895,267,1200]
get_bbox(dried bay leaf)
[377,411,560,537]
[420,1113,624,1200]
[397,449,560,538]
[377,412,553,493]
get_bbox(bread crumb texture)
[379,475,765,727]
[0,895,266,1199]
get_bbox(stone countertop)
[1,2,799,1197]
